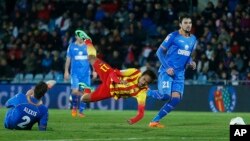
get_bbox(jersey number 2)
[17,116,31,128]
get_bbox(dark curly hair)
[179,13,192,24]
[142,69,157,83]
[34,81,48,99]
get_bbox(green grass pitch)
[0,108,249,141]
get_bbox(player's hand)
[189,61,196,70]
[46,80,57,89]
[127,119,134,125]
[166,68,174,76]
[26,89,34,96]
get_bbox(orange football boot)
[148,122,165,128]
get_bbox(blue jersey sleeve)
[156,47,169,69]
[66,44,72,58]
[5,93,23,108]
[38,106,48,131]
[161,32,178,50]
[157,32,178,69]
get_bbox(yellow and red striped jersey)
[109,68,148,101]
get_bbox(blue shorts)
[158,72,184,96]
[71,74,91,89]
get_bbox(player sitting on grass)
[4,80,56,131]
[79,31,156,124]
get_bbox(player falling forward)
[79,31,156,124]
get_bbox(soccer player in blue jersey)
[147,13,197,128]
[64,29,92,117]
[4,81,49,131]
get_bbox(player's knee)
[171,92,181,98]
[88,55,96,64]
[81,94,90,102]
[71,90,79,95]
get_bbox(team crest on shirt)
[184,45,189,50]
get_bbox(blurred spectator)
[0,0,249,85]
[217,28,231,45]
[55,11,71,36]
[95,6,106,21]
[139,42,152,66]
[51,51,64,74]
[107,50,123,69]
[196,54,209,81]
[205,43,213,60]
[246,72,250,85]
[41,51,52,74]
[23,51,37,74]
[201,1,214,21]
[0,58,13,82]
[234,53,244,72]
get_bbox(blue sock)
[71,94,78,109]
[79,101,86,113]
[152,97,181,122]
[147,90,171,100]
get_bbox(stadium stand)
[0,0,249,85]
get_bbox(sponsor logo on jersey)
[177,49,191,56]
[75,55,88,60]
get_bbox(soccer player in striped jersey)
[64,30,93,118]
[147,13,197,128]
[80,35,156,124]
[4,81,49,131]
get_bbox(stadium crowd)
[0,0,249,85]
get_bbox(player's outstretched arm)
[26,89,34,97]
[127,104,145,125]
[127,92,146,124]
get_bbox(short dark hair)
[142,69,157,83]
[34,81,48,99]
[179,13,192,23]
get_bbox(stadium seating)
[23,73,34,83]
[33,73,44,83]
[11,73,24,83]
[44,73,54,81]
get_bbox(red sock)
[84,39,92,45]
[84,88,91,94]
